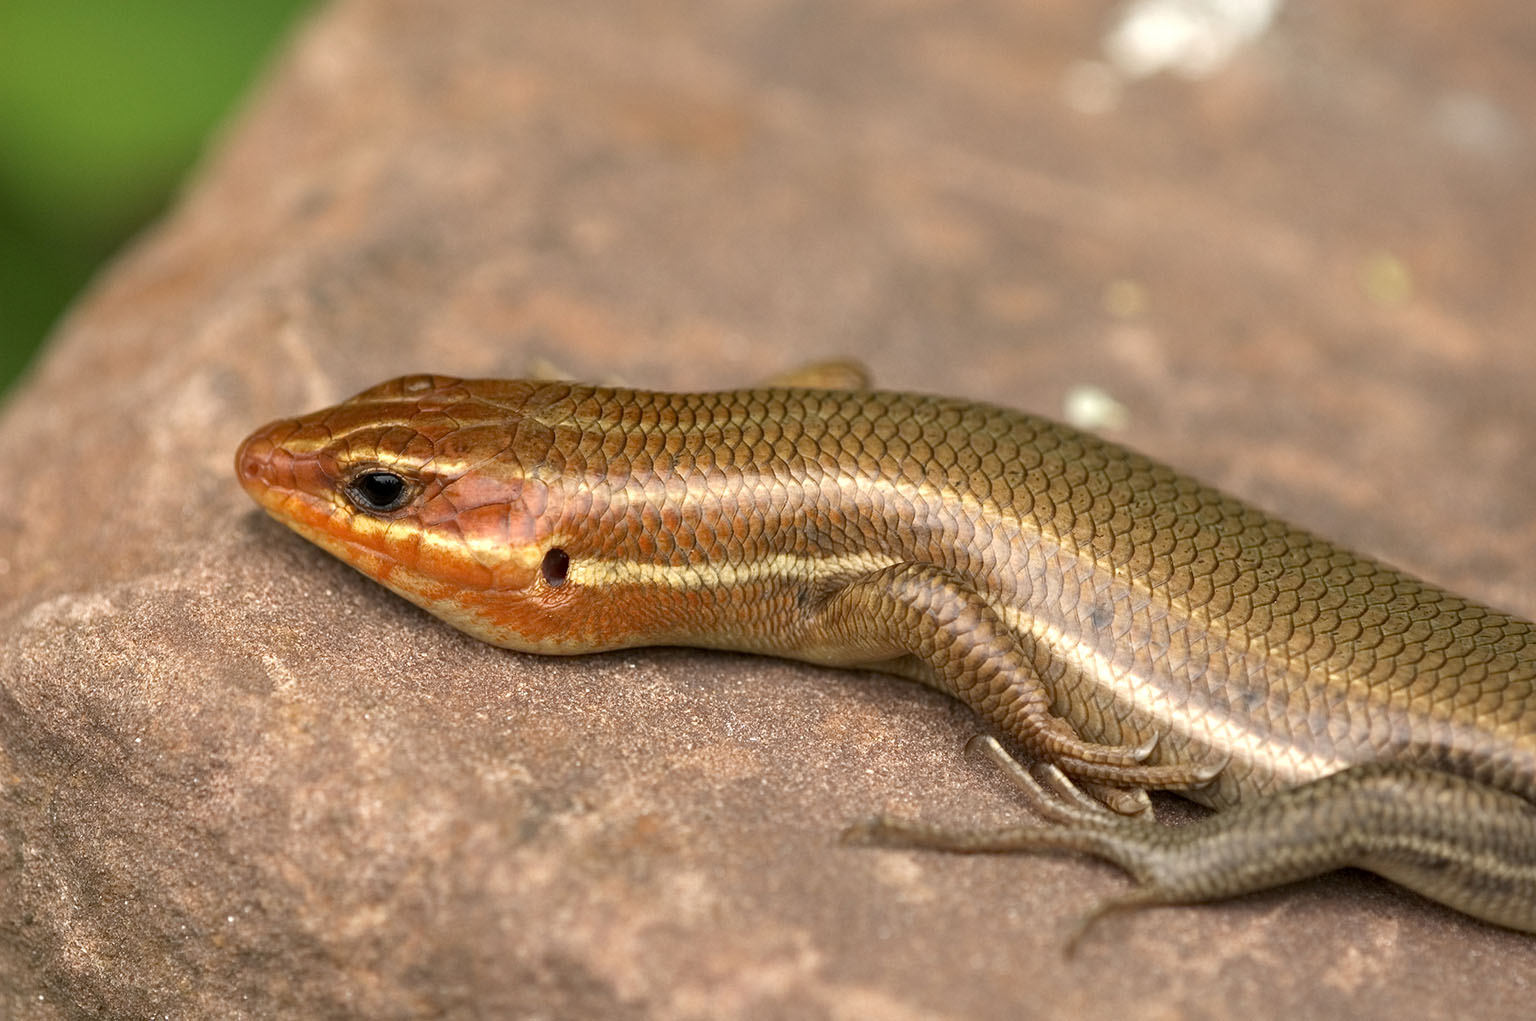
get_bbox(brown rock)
[5,1,1536,1017]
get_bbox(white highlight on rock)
[1062,385,1131,432]
[1104,0,1283,80]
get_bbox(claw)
[1046,735,1226,791]
[1083,783,1154,819]
[1129,731,1159,763]
[961,733,993,759]
[1034,726,1160,770]
[1188,753,1229,787]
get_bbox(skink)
[235,367,1536,936]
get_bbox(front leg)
[801,562,1218,790]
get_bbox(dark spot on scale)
[1089,604,1115,631]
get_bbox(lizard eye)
[345,469,415,514]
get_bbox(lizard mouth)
[235,417,387,571]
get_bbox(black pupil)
[541,548,570,587]
[349,471,409,512]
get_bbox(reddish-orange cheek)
[407,475,553,591]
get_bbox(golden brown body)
[236,373,1536,934]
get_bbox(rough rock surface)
[5,1,1536,1017]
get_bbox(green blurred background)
[0,0,316,401]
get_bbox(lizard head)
[235,374,591,652]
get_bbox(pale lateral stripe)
[569,549,892,590]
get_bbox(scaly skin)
[235,373,1536,934]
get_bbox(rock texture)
[5,1,1536,1017]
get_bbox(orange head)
[235,375,597,652]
